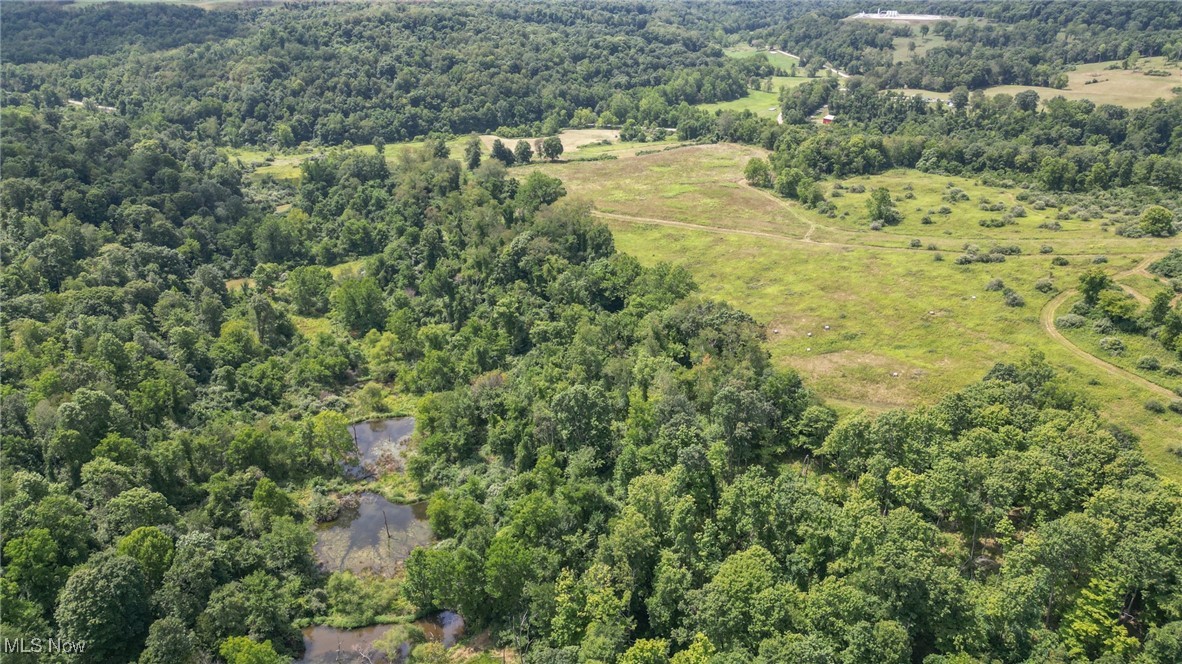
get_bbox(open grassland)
[891,35,947,63]
[698,89,784,119]
[534,144,1182,479]
[725,46,801,72]
[226,129,635,183]
[1118,272,1172,301]
[822,170,1155,255]
[890,57,1182,108]
[702,48,810,119]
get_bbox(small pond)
[313,492,431,576]
[299,612,465,664]
[345,417,415,479]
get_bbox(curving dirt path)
[1039,255,1176,400]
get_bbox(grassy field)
[821,170,1151,255]
[889,57,1182,108]
[891,35,947,63]
[1118,272,1172,301]
[531,144,1182,480]
[699,89,784,119]
[698,48,811,119]
[725,46,801,73]
[226,129,635,183]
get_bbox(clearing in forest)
[889,57,1182,108]
[533,143,1182,480]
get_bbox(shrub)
[985,279,1005,292]
[849,184,866,193]
[1034,278,1055,293]
[933,253,944,262]
[1052,256,1069,266]
[1149,249,1182,278]
[1098,337,1125,355]
[989,245,1021,255]
[1146,399,1166,413]
[1003,290,1025,307]
[1170,400,1182,414]
[910,239,922,248]
[943,188,969,203]
[1137,356,1162,371]
[1165,363,1182,377]
[1011,205,1027,217]
[937,206,952,215]
[310,492,341,523]
[1037,221,1062,231]
[1092,256,1108,264]
[921,215,933,224]
[1039,245,1053,254]
[1055,314,1087,328]
[1093,318,1115,334]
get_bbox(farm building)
[822,114,835,124]
[849,9,947,21]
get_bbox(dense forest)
[1,1,769,143]
[3,2,1182,664]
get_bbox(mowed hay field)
[534,144,1182,480]
[891,57,1182,108]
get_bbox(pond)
[313,492,431,576]
[345,417,415,479]
[298,612,465,664]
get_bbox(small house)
[822,114,835,124]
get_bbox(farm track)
[596,201,1156,259]
[601,198,1177,405]
[1040,255,1176,400]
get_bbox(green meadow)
[889,57,1182,108]
[533,144,1182,480]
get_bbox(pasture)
[226,128,634,183]
[891,35,947,62]
[533,144,1182,479]
[889,57,1182,108]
